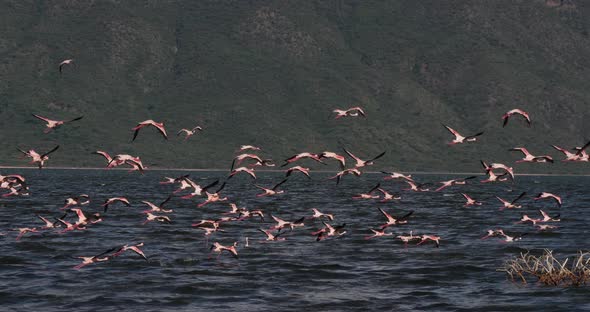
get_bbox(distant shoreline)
[0,165,588,177]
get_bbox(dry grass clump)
[500,249,590,286]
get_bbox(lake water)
[1,169,589,311]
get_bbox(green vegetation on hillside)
[1,0,590,173]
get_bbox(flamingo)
[308,208,334,221]
[319,151,346,169]
[198,183,228,207]
[551,145,582,162]
[93,151,114,166]
[102,197,131,212]
[269,214,305,231]
[481,229,505,240]
[228,159,257,179]
[62,194,90,210]
[502,109,531,127]
[352,183,381,199]
[180,179,219,199]
[343,148,385,168]
[14,227,38,241]
[17,145,59,169]
[498,230,527,243]
[237,208,265,221]
[285,166,311,179]
[37,214,64,229]
[236,145,261,152]
[402,181,430,192]
[314,222,346,241]
[32,114,83,133]
[435,176,477,192]
[73,249,117,270]
[281,152,325,167]
[364,228,394,240]
[328,168,361,184]
[141,196,173,213]
[510,147,553,163]
[210,242,238,259]
[332,107,366,119]
[379,208,413,229]
[255,179,288,197]
[377,188,401,202]
[396,231,419,247]
[177,126,202,140]
[497,192,527,210]
[113,243,148,260]
[142,212,171,225]
[258,229,286,241]
[442,125,483,144]
[534,192,562,207]
[234,154,263,166]
[381,171,413,182]
[59,59,74,73]
[132,120,167,141]
[416,235,441,247]
[461,193,482,207]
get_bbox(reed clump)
[500,249,590,286]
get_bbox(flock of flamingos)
[0,59,581,269]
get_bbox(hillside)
[1,0,590,173]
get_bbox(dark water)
[1,169,589,311]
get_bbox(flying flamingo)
[113,243,148,260]
[442,125,483,144]
[102,197,131,212]
[534,192,562,207]
[177,126,202,140]
[258,229,286,241]
[502,109,531,127]
[416,235,441,247]
[281,152,325,167]
[180,179,219,199]
[379,208,413,229]
[381,171,414,182]
[396,231,419,247]
[141,196,173,213]
[319,151,346,169]
[59,59,74,73]
[228,159,257,179]
[132,120,168,141]
[328,168,361,184]
[402,181,431,192]
[255,179,288,197]
[142,212,171,225]
[435,176,477,192]
[461,193,482,207]
[198,183,228,207]
[352,183,381,199]
[364,228,394,240]
[234,154,263,166]
[236,145,261,152]
[308,208,334,221]
[210,242,238,259]
[551,145,582,162]
[510,147,553,163]
[32,114,83,133]
[343,148,385,168]
[497,192,527,210]
[73,250,116,270]
[376,188,400,202]
[13,227,38,241]
[285,166,311,179]
[17,145,59,169]
[332,107,366,119]
[62,194,90,210]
